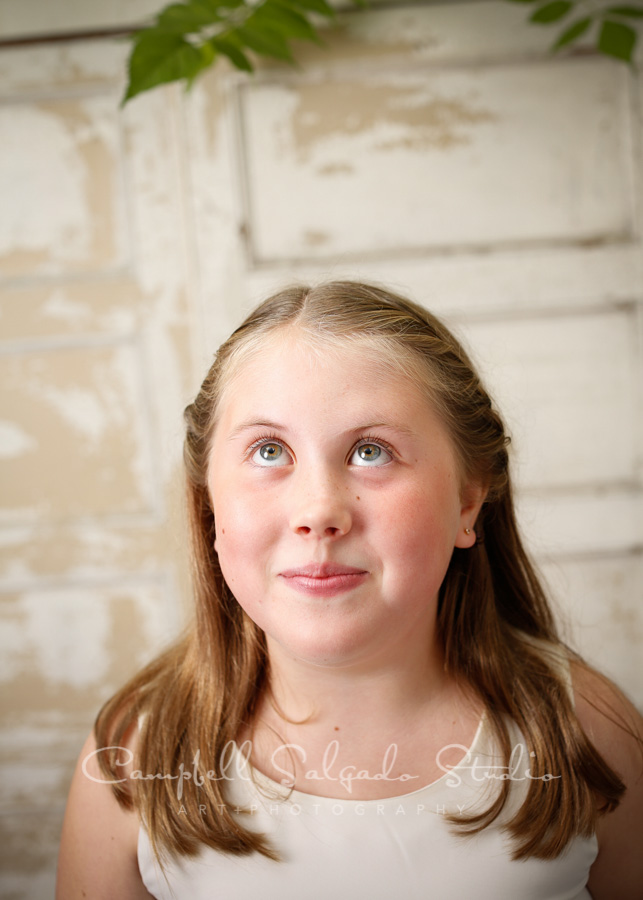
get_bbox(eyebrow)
[226,420,289,442]
[226,419,418,442]
[355,421,417,438]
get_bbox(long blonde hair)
[95,281,624,864]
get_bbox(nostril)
[290,506,351,538]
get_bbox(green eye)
[260,444,281,461]
[358,444,381,461]
[252,441,290,467]
[351,443,391,467]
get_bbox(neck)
[240,633,482,801]
[261,631,454,733]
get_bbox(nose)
[289,472,352,539]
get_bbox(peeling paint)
[192,65,227,157]
[0,345,155,518]
[37,384,114,445]
[0,36,196,900]
[0,584,177,695]
[243,61,627,261]
[0,420,37,459]
[21,347,141,446]
[0,511,171,580]
[0,42,126,94]
[15,591,111,687]
[286,82,495,163]
[0,97,124,277]
[302,229,331,247]
[42,289,95,327]
[317,162,354,176]
[0,281,147,341]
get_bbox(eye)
[250,441,291,467]
[350,442,393,467]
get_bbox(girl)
[57,281,642,899]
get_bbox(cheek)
[214,525,250,596]
[378,479,461,558]
[212,487,275,583]
[212,473,248,534]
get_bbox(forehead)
[211,330,458,457]
[218,329,426,415]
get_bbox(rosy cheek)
[385,485,456,547]
[219,500,255,538]
[214,496,263,561]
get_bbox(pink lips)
[278,563,368,597]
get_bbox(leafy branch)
[122,0,642,105]
[123,0,363,104]
[505,0,643,62]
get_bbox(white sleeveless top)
[138,712,598,899]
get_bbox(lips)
[280,563,367,578]
[278,563,368,596]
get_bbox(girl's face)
[208,330,483,671]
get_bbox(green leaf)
[552,15,591,49]
[605,5,643,18]
[287,0,335,16]
[531,2,574,23]
[156,2,222,33]
[598,19,637,60]
[183,41,217,89]
[209,34,254,70]
[254,0,322,44]
[121,0,363,101]
[236,21,296,62]
[197,40,216,67]
[123,31,205,102]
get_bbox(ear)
[454,482,487,549]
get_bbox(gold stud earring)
[464,527,471,535]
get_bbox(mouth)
[280,564,367,578]
[278,563,369,596]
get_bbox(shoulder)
[570,660,643,900]
[571,660,643,781]
[56,727,154,900]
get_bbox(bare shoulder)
[571,660,643,777]
[56,727,154,899]
[570,660,643,900]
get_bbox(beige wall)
[0,0,162,35]
[1,2,642,897]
